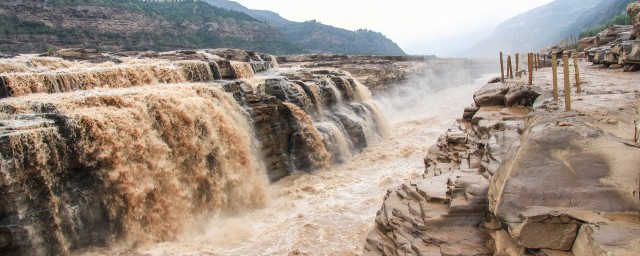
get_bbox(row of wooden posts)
[499,51,581,111]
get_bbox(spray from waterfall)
[375,60,483,123]
[315,121,352,163]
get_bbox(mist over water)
[377,60,489,123]
[99,66,495,256]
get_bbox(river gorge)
[0,49,486,255]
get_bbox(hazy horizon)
[233,0,555,57]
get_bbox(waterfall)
[0,84,268,254]
[0,52,393,255]
[283,102,331,170]
[0,61,216,97]
[315,121,352,163]
[230,62,255,79]
[294,81,324,118]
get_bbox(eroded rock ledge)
[365,62,640,255]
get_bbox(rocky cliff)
[0,48,391,255]
[364,56,640,254]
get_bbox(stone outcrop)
[629,2,640,38]
[365,59,640,255]
[364,80,535,255]
[577,3,640,72]
[488,63,640,254]
[473,83,541,107]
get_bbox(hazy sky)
[233,0,555,56]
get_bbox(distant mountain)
[465,0,635,57]
[203,0,405,55]
[202,0,294,27]
[0,0,300,54]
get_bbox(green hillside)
[0,0,300,54]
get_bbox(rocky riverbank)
[364,59,640,255]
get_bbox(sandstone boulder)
[504,86,542,107]
[628,2,640,38]
[624,40,640,64]
[473,83,510,107]
[572,224,640,255]
[488,93,640,251]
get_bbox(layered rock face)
[364,79,541,255]
[0,48,389,255]
[365,58,640,255]
[576,3,640,71]
[580,25,640,71]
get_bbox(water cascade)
[0,51,391,255]
[0,83,268,255]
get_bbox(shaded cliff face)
[0,48,390,255]
[0,0,297,54]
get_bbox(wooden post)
[515,53,520,76]
[543,55,547,68]
[573,52,581,93]
[552,52,558,101]
[508,55,513,79]
[534,53,538,71]
[505,57,510,78]
[563,52,571,111]
[506,55,511,78]
[528,53,533,86]
[500,51,505,82]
